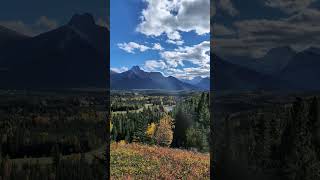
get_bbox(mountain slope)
[111,66,197,90]
[224,46,296,75]
[0,13,108,89]
[0,25,28,48]
[279,47,320,90]
[181,76,203,85]
[195,77,210,90]
[212,54,289,91]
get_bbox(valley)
[110,90,210,179]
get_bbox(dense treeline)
[111,92,210,152]
[0,92,107,179]
[0,95,106,158]
[111,107,165,142]
[172,92,210,152]
[215,96,320,179]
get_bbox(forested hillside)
[214,96,320,179]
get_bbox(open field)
[110,142,210,179]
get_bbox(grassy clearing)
[110,142,210,179]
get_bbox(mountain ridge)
[0,13,108,89]
[111,66,198,90]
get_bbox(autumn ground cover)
[110,142,210,179]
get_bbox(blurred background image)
[212,0,320,179]
[0,0,109,179]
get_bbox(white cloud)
[160,41,210,68]
[265,0,315,14]
[117,42,150,53]
[213,23,235,36]
[166,39,184,45]
[136,0,210,41]
[143,60,167,71]
[0,16,58,36]
[163,65,210,79]
[153,43,164,50]
[143,41,210,79]
[214,8,320,58]
[118,42,164,53]
[182,66,210,77]
[218,0,239,16]
[111,67,129,73]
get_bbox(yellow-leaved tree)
[155,115,174,147]
[146,122,157,138]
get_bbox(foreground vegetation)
[110,142,209,179]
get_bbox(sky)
[0,0,109,36]
[213,0,320,58]
[111,0,210,80]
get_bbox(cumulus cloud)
[111,67,129,73]
[166,39,184,45]
[136,0,210,41]
[213,23,236,36]
[0,16,58,36]
[265,0,315,14]
[214,8,320,57]
[164,65,210,79]
[153,43,164,51]
[144,41,210,79]
[117,42,150,53]
[217,0,239,16]
[143,60,167,71]
[183,66,210,77]
[118,42,164,53]
[161,41,210,68]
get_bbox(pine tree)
[132,114,147,143]
[281,98,320,180]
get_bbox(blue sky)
[111,0,210,80]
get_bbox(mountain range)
[279,47,320,90]
[223,46,295,75]
[212,54,290,91]
[0,13,108,89]
[1,13,319,91]
[111,66,208,90]
[214,45,320,91]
